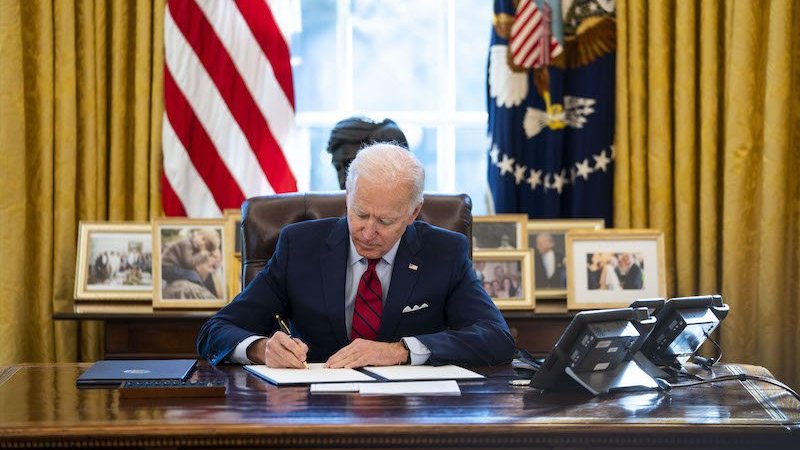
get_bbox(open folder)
[361,364,484,381]
[244,363,377,385]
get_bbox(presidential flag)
[487,0,616,225]
[162,0,300,217]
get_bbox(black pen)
[275,314,309,369]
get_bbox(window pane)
[455,126,490,215]
[455,0,492,112]
[352,0,446,111]
[305,126,341,191]
[403,125,438,191]
[292,0,338,112]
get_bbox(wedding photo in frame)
[74,222,154,300]
[224,209,243,301]
[566,229,666,310]
[527,219,605,299]
[472,214,528,250]
[152,218,228,309]
[472,250,534,310]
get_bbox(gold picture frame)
[566,229,666,310]
[472,214,529,250]
[527,219,605,299]
[472,250,535,310]
[152,218,228,309]
[74,222,154,300]
[224,208,242,301]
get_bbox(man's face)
[536,234,554,253]
[620,253,631,266]
[346,177,421,260]
[331,145,361,189]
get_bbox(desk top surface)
[1,362,798,449]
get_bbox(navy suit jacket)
[197,217,516,366]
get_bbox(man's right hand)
[246,333,308,368]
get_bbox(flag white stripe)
[164,8,274,198]
[162,115,223,218]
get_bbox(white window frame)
[294,0,488,193]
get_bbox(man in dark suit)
[197,144,515,368]
[534,233,566,289]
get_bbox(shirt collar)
[348,235,402,267]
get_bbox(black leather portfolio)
[76,359,197,386]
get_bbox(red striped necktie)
[351,258,383,341]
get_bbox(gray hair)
[345,143,425,211]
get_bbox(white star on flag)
[498,154,516,176]
[527,169,543,190]
[490,145,500,165]
[593,150,611,172]
[513,164,528,185]
[552,169,567,194]
[575,158,594,180]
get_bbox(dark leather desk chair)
[240,192,473,287]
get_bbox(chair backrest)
[240,192,473,287]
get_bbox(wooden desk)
[53,310,573,359]
[1,363,798,449]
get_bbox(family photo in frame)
[472,214,528,250]
[152,219,228,309]
[566,229,666,309]
[74,222,153,301]
[224,209,243,301]
[472,250,534,310]
[526,219,604,299]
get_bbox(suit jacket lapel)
[379,224,421,340]
[320,218,350,347]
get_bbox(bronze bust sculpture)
[325,117,408,189]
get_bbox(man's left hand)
[324,339,408,368]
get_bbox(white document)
[245,363,376,385]
[359,380,461,395]
[309,382,360,393]
[362,364,484,381]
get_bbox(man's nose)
[362,220,378,239]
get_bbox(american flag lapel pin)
[408,263,418,271]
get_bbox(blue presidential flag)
[487,0,616,225]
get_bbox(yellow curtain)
[616,0,800,387]
[0,0,165,363]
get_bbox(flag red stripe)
[169,0,297,194]
[234,0,295,108]
[161,170,188,216]
[163,67,247,209]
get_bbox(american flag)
[162,0,299,217]
[509,0,562,69]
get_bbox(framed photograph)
[472,250,535,310]
[74,222,154,300]
[224,208,243,301]
[152,219,228,309]
[473,214,529,250]
[527,219,605,299]
[566,229,666,310]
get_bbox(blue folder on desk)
[76,359,197,386]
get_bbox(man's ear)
[409,201,423,221]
